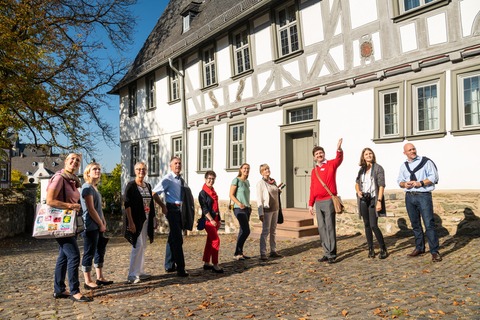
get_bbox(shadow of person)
[382,217,414,255]
[434,213,450,239]
[441,208,480,257]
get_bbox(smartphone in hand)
[278,183,286,190]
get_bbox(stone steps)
[251,208,318,239]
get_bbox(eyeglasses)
[206,177,216,181]
[92,168,101,171]
[135,168,146,171]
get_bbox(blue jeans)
[405,192,439,254]
[81,230,106,272]
[234,207,251,256]
[164,242,174,270]
[54,236,80,295]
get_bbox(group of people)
[309,139,441,265]
[48,139,442,301]
[47,153,113,303]
[124,157,285,283]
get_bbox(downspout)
[168,58,188,183]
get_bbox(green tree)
[98,163,121,216]
[0,0,137,155]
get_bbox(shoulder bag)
[314,168,344,214]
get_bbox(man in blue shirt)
[397,143,442,262]
[153,157,189,277]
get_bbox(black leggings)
[359,199,385,248]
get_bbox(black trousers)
[166,204,185,271]
[359,199,385,249]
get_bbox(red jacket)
[308,150,343,206]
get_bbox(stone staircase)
[251,208,318,239]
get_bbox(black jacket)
[124,180,155,247]
[198,189,221,221]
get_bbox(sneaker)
[233,255,245,261]
[260,254,268,261]
[269,252,283,258]
[242,255,251,259]
[139,274,151,280]
[127,277,141,284]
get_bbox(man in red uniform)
[308,138,343,264]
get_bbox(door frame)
[280,119,320,208]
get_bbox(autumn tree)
[0,0,137,156]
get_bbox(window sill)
[372,136,405,144]
[274,50,304,64]
[231,69,254,81]
[168,98,181,105]
[405,131,447,140]
[450,128,480,136]
[201,83,219,92]
[146,107,156,112]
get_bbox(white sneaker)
[233,255,245,261]
[127,277,141,284]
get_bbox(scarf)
[202,183,218,213]
[60,169,82,188]
[263,177,277,186]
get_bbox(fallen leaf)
[422,269,431,273]
[429,309,436,314]
[244,314,255,318]
[438,310,446,315]
[342,309,348,317]
[373,308,383,315]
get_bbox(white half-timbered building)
[110,0,480,207]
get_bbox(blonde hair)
[83,162,101,184]
[259,163,269,174]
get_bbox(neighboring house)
[110,0,480,207]
[11,142,65,202]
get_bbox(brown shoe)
[407,249,425,257]
[431,252,442,262]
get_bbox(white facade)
[118,0,480,206]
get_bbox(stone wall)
[2,190,479,239]
[186,190,480,238]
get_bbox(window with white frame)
[172,136,183,160]
[392,0,449,21]
[148,141,159,176]
[146,73,156,110]
[232,28,251,75]
[275,2,300,58]
[288,106,313,124]
[128,84,137,116]
[169,62,180,102]
[228,123,245,169]
[130,143,139,175]
[406,74,445,139]
[199,130,213,171]
[451,67,480,135]
[202,46,216,87]
[374,83,405,142]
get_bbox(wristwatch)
[420,181,425,187]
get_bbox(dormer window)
[181,1,201,33]
[183,12,196,32]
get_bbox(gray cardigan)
[355,163,386,218]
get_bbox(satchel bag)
[32,203,81,238]
[314,168,345,214]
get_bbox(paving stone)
[0,233,478,319]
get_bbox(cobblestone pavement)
[0,231,478,319]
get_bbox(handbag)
[314,168,345,214]
[32,203,81,238]
[277,194,284,224]
[196,216,206,231]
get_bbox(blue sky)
[96,0,169,172]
